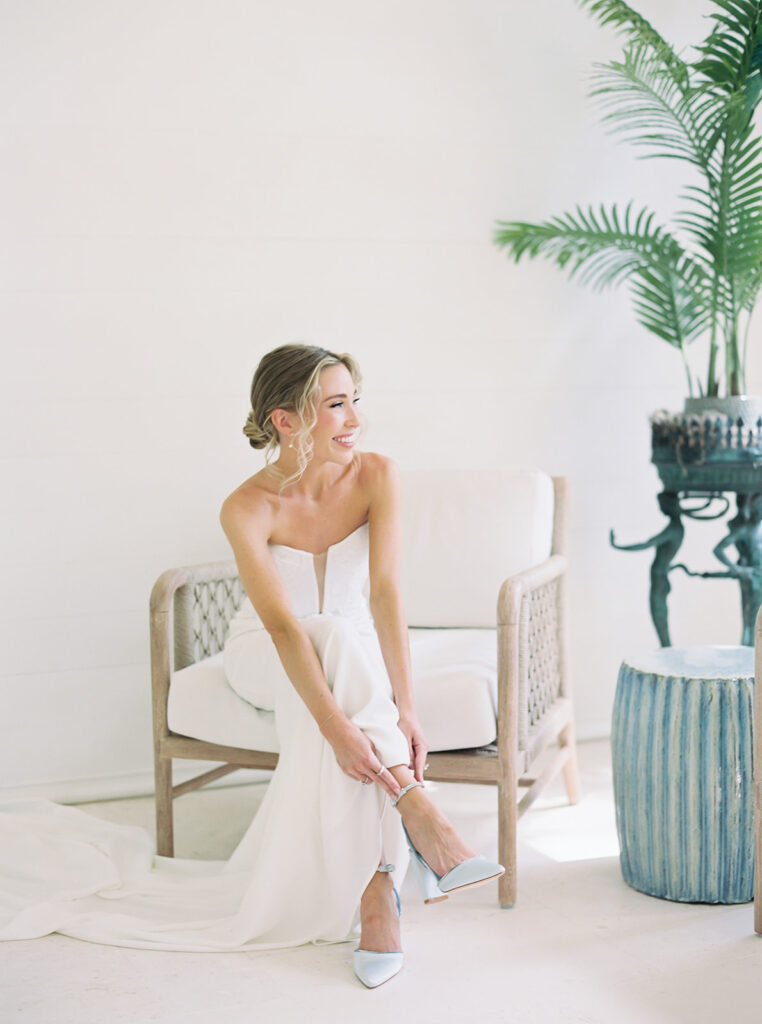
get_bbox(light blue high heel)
[352,864,403,989]
[392,781,506,904]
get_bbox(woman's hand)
[396,710,429,783]
[321,715,402,800]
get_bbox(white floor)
[3,740,760,1024]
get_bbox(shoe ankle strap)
[391,780,423,808]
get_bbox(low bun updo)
[243,343,362,485]
[241,410,272,450]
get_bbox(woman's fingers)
[411,736,428,783]
[374,764,401,800]
[346,763,397,799]
[351,749,400,799]
[361,751,400,799]
[330,724,400,798]
[414,744,427,782]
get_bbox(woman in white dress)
[0,342,503,988]
[222,343,504,986]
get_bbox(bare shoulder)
[357,451,400,497]
[219,473,277,543]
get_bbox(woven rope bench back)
[173,561,246,670]
[517,576,563,750]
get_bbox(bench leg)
[154,755,174,857]
[560,718,582,805]
[497,776,517,908]
[756,803,762,934]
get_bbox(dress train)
[0,613,411,951]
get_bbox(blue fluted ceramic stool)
[611,646,754,903]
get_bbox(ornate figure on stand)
[712,494,762,645]
[610,413,762,646]
[610,492,685,647]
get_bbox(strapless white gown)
[0,522,412,951]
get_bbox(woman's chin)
[326,444,357,466]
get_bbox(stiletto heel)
[352,864,403,989]
[404,827,448,904]
[392,781,506,904]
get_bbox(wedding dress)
[0,521,412,951]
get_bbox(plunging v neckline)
[268,521,368,615]
[267,520,368,558]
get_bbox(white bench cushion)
[168,628,498,755]
[169,653,279,754]
[399,467,554,627]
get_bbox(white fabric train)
[0,523,412,950]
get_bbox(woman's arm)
[365,456,429,782]
[220,490,401,799]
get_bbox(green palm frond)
[590,46,709,167]
[674,185,719,256]
[695,0,762,113]
[676,139,762,259]
[494,203,710,349]
[674,113,762,331]
[577,0,687,76]
[738,259,762,309]
[725,138,762,278]
[630,263,710,348]
[495,1,762,396]
[497,202,679,282]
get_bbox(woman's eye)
[330,398,360,408]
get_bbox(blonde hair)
[243,344,363,488]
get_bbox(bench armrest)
[150,561,242,749]
[496,553,571,754]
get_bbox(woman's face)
[308,363,361,463]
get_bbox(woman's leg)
[224,615,409,945]
[358,868,401,953]
[227,615,468,945]
[385,765,478,877]
[358,762,481,951]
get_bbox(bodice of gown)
[226,521,373,642]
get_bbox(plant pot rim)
[684,394,762,404]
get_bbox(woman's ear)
[270,408,294,438]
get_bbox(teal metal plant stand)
[611,414,762,646]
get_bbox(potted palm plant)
[495,0,762,434]
[496,1,762,648]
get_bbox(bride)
[0,343,503,989]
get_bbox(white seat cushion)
[408,628,497,749]
[168,628,498,755]
[168,652,280,753]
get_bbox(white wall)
[3,0,755,798]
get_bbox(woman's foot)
[359,869,402,953]
[392,779,478,878]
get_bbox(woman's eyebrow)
[324,392,358,401]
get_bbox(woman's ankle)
[362,866,393,897]
[387,765,415,788]
[390,779,428,814]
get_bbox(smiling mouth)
[333,434,356,446]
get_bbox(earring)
[288,439,294,449]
